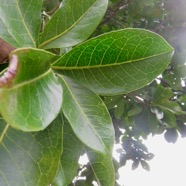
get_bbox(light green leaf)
[52,114,84,186]
[39,0,108,49]
[0,48,62,131]
[0,114,63,186]
[0,0,42,48]
[52,29,174,95]
[86,148,115,186]
[153,85,185,115]
[59,75,114,153]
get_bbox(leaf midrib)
[52,50,173,70]
[0,124,9,144]
[61,75,108,153]
[38,0,97,48]
[6,69,52,91]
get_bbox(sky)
[117,135,186,186]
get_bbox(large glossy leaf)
[52,29,174,95]
[59,75,114,153]
[0,48,62,131]
[0,114,63,186]
[0,0,42,48]
[52,114,84,186]
[86,148,115,186]
[39,0,108,49]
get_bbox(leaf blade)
[39,0,108,49]
[86,148,115,186]
[59,75,114,153]
[0,48,62,131]
[0,114,63,186]
[0,0,42,48]
[52,114,84,186]
[53,29,174,95]
[153,85,185,115]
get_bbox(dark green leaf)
[0,48,62,131]
[153,85,184,115]
[0,114,62,186]
[147,110,159,135]
[39,0,108,49]
[43,0,60,12]
[104,95,123,109]
[114,100,125,118]
[59,75,114,153]
[134,108,158,137]
[53,29,174,95]
[174,65,186,79]
[0,0,42,47]
[163,72,182,90]
[127,106,142,117]
[162,110,177,128]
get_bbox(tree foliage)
[0,0,185,185]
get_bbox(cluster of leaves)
[119,137,154,171]
[89,0,186,177]
[0,0,178,185]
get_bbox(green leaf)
[59,75,114,153]
[39,0,108,49]
[0,48,62,131]
[153,85,184,115]
[0,0,42,48]
[114,100,125,119]
[52,29,174,95]
[162,110,177,128]
[134,108,158,137]
[104,95,123,109]
[146,109,159,135]
[86,149,115,186]
[0,114,63,186]
[174,65,186,79]
[53,114,115,186]
[52,114,84,186]
[127,106,142,117]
